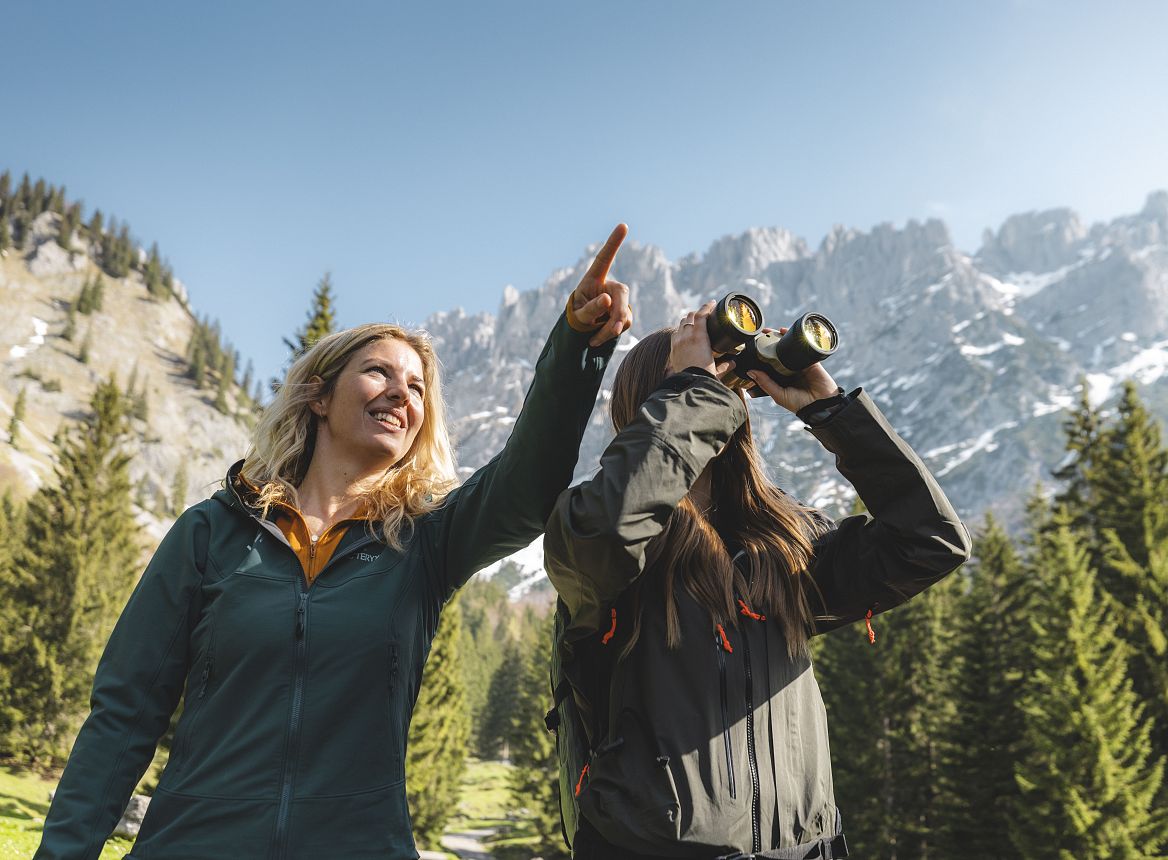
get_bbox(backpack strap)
[544,677,573,732]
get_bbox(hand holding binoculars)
[706,293,838,397]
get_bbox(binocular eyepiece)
[705,292,838,396]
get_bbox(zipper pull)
[308,535,318,561]
[296,593,308,638]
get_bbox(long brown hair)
[611,329,825,658]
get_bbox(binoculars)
[706,293,838,396]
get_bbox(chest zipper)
[715,631,737,800]
[273,591,310,860]
[741,625,761,854]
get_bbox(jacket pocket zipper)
[179,650,214,770]
[715,633,736,799]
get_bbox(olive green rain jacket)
[35,313,615,860]
[544,371,971,859]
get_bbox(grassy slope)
[0,765,132,858]
[2,759,553,859]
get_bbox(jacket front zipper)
[267,529,379,859]
[273,591,310,860]
[741,627,761,855]
[715,633,737,800]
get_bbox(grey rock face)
[425,193,1168,591]
[113,794,151,838]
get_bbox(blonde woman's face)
[316,338,426,471]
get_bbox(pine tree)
[0,216,10,254]
[285,273,338,359]
[481,638,525,759]
[91,276,105,312]
[0,492,31,749]
[1012,508,1167,858]
[939,514,1027,860]
[31,178,46,216]
[8,387,27,448]
[240,360,255,405]
[458,578,508,753]
[12,210,30,249]
[48,183,65,215]
[76,277,95,315]
[17,173,32,211]
[214,349,236,414]
[79,325,93,364]
[406,599,470,848]
[5,378,141,763]
[0,169,10,202]
[62,302,77,342]
[144,242,168,298]
[189,334,207,388]
[171,465,189,516]
[507,616,565,856]
[57,202,81,251]
[87,208,103,238]
[1088,382,1168,793]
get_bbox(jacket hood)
[212,459,264,518]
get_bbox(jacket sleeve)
[35,506,210,860]
[804,388,972,633]
[544,371,748,635]
[422,313,614,608]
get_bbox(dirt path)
[439,826,496,859]
[416,826,497,859]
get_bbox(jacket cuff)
[565,293,604,333]
[656,366,719,394]
[797,387,856,427]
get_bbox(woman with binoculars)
[35,226,634,860]
[546,300,972,859]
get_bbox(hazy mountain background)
[4,184,1167,592]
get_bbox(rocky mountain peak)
[976,207,1088,276]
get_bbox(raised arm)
[35,506,210,860]
[801,390,972,632]
[423,225,631,605]
[544,370,747,634]
[742,340,971,631]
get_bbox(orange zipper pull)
[737,598,766,621]
[601,608,617,645]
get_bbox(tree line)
[4,258,1165,857]
[813,380,1168,858]
[0,170,175,296]
[409,378,1168,859]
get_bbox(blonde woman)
[36,225,633,860]
[545,302,970,859]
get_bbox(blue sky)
[4,1,1166,383]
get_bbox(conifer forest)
[2,172,1167,858]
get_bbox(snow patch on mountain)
[8,317,49,358]
[478,535,546,596]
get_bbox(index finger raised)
[586,223,629,281]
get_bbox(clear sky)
[4,0,1166,383]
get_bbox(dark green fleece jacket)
[35,313,614,860]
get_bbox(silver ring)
[681,320,695,327]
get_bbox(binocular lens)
[802,315,837,353]
[727,297,760,333]
[707,292,765,355]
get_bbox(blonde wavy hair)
[240,323,458,549]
